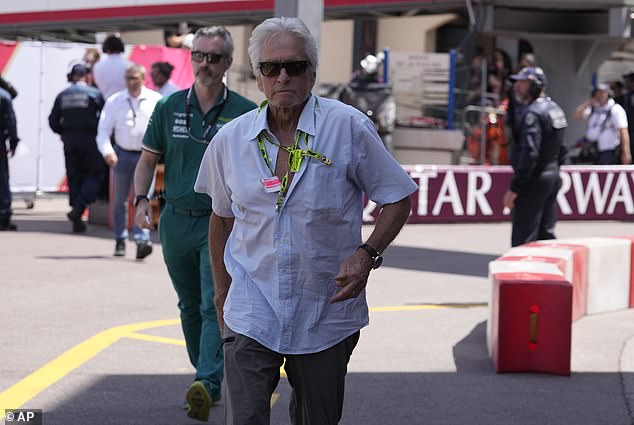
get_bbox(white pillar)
[274,0,324,90]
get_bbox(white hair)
[193,26,234,57]
[248,17,318,75]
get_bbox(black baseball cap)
[69,63,90,77]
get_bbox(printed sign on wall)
[364,165,634,223]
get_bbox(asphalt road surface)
[1,195,633,425]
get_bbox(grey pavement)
[1,194,633,425]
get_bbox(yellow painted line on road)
[0,303,486,418]
[0,318,180,419]
[125,332,186,347]
[370,303,487,313]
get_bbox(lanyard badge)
[256,130,332,211]
[261,176,282,193]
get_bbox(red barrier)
[489,272,572,376]
[525,241,588,321]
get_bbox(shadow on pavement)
[8,218,112,239]
[342,321,632,425]
[41,325,634,425]
[8,218,161,244]
[384,245,497,277]
[43,374,218,425]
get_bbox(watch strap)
[358,243,383,269]
[134,194,149,207]
[358,243,381,259]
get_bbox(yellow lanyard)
[255,100,333,211]
[256,131,305,211]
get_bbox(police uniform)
[142,85,256,400]
[49,81,105,219]
[0,87,19,230]
[510,96,567,247]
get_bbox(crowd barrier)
[487,236,634,376]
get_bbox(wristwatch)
[358,243,383,269]
[133,194,149,207]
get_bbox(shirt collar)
[126,86,149,101]
[599,98,615,111]
[246,94,317,141]
[188,84,227,113]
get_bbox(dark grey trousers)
[223,325,360,425]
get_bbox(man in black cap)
[503,66,568,247]
[49,64,106,233]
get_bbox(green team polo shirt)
[142,85,257,209]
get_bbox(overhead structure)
[0,1,465,42]
[1,0,633,142]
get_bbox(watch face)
[373,255,383,269]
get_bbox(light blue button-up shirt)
[195,95,417,354]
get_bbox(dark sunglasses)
[191,51,226,64]
[258,61,310,77]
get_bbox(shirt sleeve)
[95,92,105,111]
[1,96,18,143]
[348,114,417,206]
[48,95,63,135]
[612,104,628,130]
[141,98,166,154]
[96,97,116,156]
[582,106,592,120]
[194,130,234,218]
[511,110,541,193]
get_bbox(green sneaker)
[185,381,213,422]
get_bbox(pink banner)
[363,165,634,223]
[129,45,194,92]
[0,41,17,73]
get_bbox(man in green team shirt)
[133,26,256,422]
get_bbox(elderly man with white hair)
[195,16,417,425]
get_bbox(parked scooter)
[337,54,396,152]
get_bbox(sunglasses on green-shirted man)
[191,51,226,64]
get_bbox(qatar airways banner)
[363,165,634,223]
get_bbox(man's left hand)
[330,249,372,303]
[104,152,118,167]
[503,190,517,209]
[622,150,632,165]
[9,138,18,157]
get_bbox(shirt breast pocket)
[303,163,343,211]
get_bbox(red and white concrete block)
[524,241,589,321]
[487,260,572,375]
[560,237,630,315]
[487,235,634,375]
[611,235,634,308]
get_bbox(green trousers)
[159,206,222,400]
